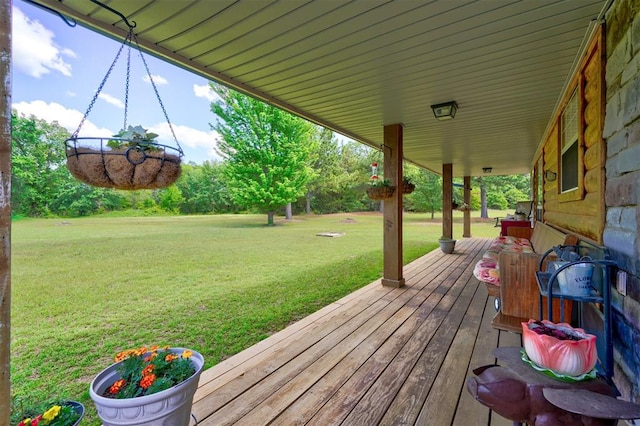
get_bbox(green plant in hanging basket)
[401,177,415,194]
[107,125,160,150]
[366,177,396,200]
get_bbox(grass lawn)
[10,211,505,424]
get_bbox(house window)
[561,90,579,192]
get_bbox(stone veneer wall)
[603,0,640,415]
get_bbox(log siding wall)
[541,27,606,243]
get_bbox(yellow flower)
[43,405,61,421]
[182,350,193,359]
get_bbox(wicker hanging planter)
[66,138,182,190]
[366,185,396,200]
[65,27,183,190]
[402,178,415,194]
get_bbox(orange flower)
[143,352,157,362]
[114,349,135,362]
[134,346,148,356]
[165,353,179,362]
[109,379,126,394]
[140,373,156,389]
[142,365,154,376]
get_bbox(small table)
[500,219,531,236]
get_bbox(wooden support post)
[0,0,11,422]
[382,124,404,288]
[442,164,453,239]
[463,175,471,237]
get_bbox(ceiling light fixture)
[482,167,492,174]
[430,101,458,121]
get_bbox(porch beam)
[382,124,404,288]
[442,164,453,239]
[0,0,11,422]
[463,176,471,237]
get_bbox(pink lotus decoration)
[522,319,597,377]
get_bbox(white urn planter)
[90,348,204,426]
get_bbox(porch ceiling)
[32,0,607,177]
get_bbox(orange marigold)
[133,346,148,356]
[143,352,158,362]
[109,379,126,394]
[142,365,155,376]
[140,373,156,389]
[165,354,179,362]
[114,349,135,362]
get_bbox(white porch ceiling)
[31,0,608,177]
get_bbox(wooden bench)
[490,222,576,333]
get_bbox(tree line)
[11,84,530,221]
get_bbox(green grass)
[10,211,504,424]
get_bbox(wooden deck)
[191,237,522,425]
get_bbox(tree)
[407,169,442,218]
[211,84,316,225]
[11,111,71,216]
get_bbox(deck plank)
[192,237,514,426]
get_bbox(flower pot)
[438,239,456,254]
[67,401,85,425]
[66,145,182,190]
[522,320,597,377]
[366,185,395,200]
[90,348,204,426]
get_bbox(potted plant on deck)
[13,399,84,426]
[438,237,456,254]
[89,345,204,425]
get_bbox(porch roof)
[190,237,520,425]
[31,0,608,177]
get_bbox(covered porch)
[191,237,519,425]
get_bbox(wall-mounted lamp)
[482,167,492,174]
[545,170,557,181]
[430,101,458,121]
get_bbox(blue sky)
[12,2,223,164]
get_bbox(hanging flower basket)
[402,178,415,194]
[66,137,182,190]
[366,185,395,200]
[66,28,183,191]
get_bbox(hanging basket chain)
[124,39,131,131]
[131,32,183,156]
[71,29,133,138]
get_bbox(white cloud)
[150,122,220,159]
[143,74,168,85]
[98,93,125,109]
[193,83,221,103]
[11,6,74,78]
[12,100,113,138]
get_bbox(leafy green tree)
[407,169,442,217]
[11,111,71,216]
[211,84,316,225]
[159,186,185,213]
[174,162,229,214]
